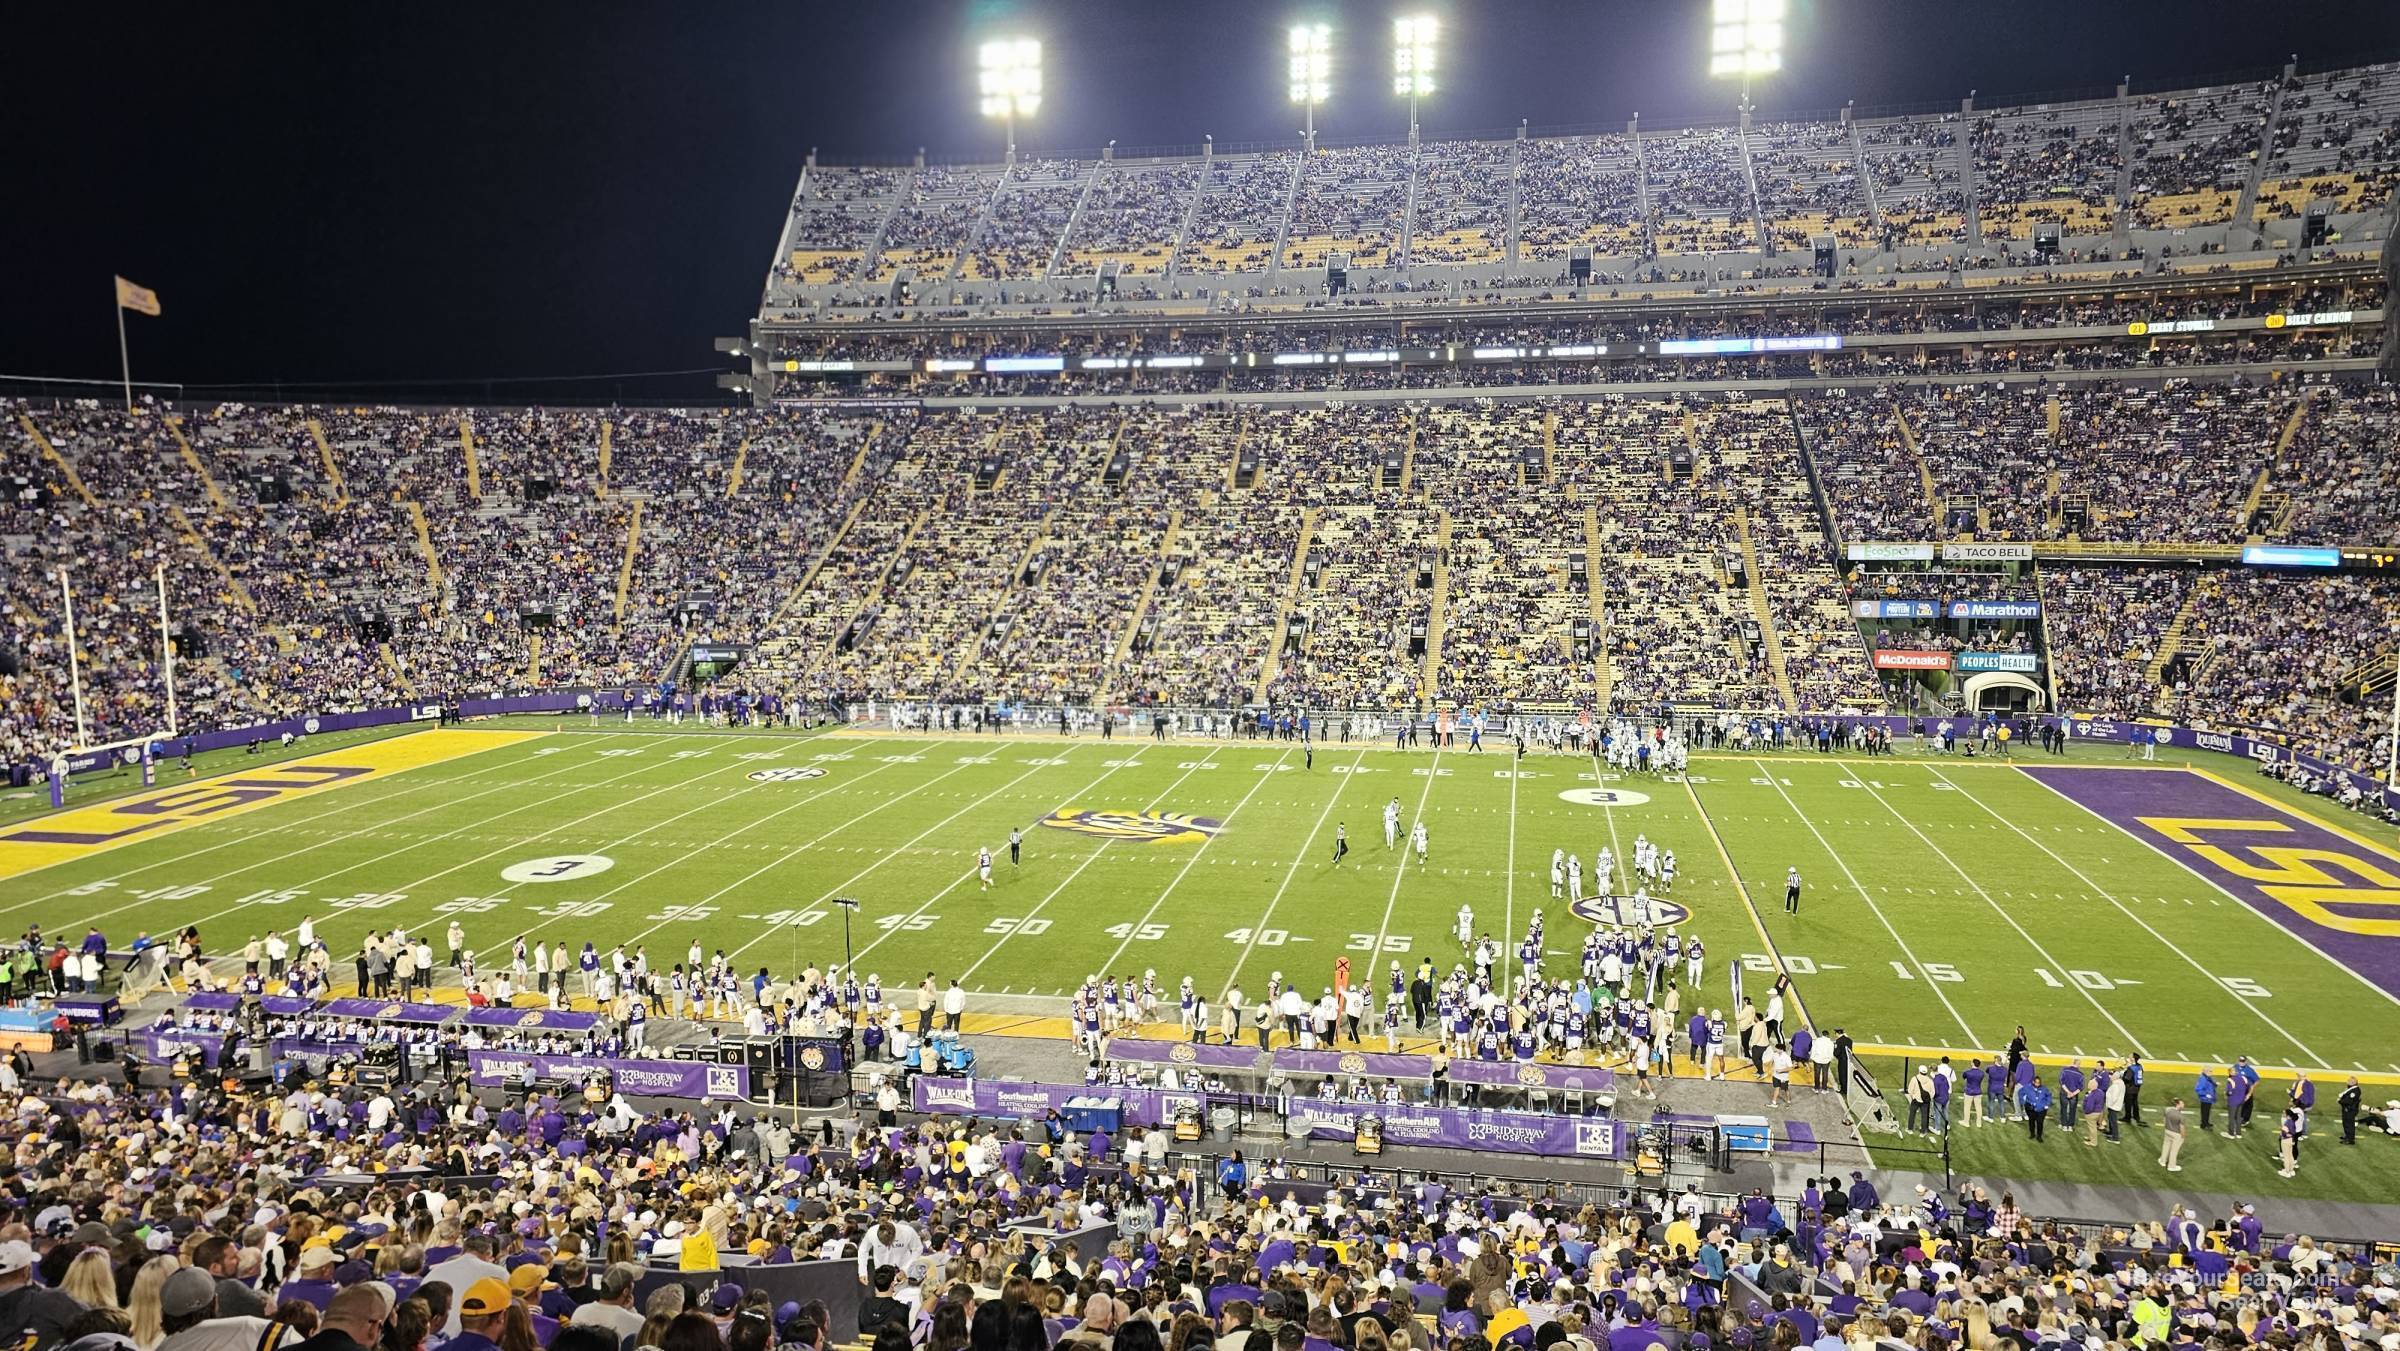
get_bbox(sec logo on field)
[1557,787,1651,807]
[1568,894,1694,929]
[748,766,829,782]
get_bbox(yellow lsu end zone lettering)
[0,730,547,881]
[2137,815,2400,937]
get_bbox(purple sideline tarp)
[908,1077,1621,1160]
[1446,1058,1618,1093]
[911,1076,1201,1124]
[1103,1036,1260,1071]
[464,1050,751,1101]
[1272,1048,1433,1080]
[463,1006,601,1031]
[317,997,457,1024]
[139,1027,222,1067]
[1283,1096,1620,1160]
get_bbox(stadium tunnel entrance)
[1962,670,2047,714]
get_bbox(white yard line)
[1934,766,2324,1065]
[1215,747,1371,1003]
[1504,754,1519,993]
[77,736,791,937]
[957,749,1233,981]
[1749,759,1985,1047]
[2015,768,2400,1018]
[1088,746,1298,975]
[717,745,1115,969]
[456,742,1000,979]
[1368,748,1446,959]
[1849,775,2150,1058]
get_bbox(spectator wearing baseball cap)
[506,1267,560,1346]
[443,1279,511,1351]
[0,1239,86,1351]
[153,1266,283,1351]
[565,1264,644,1344]
[279,1249,340,1313]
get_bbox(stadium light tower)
[1709,0,1784,101]
[1392,15,1436,138]
[1289,24,1331,150]
[979,37,1043,159]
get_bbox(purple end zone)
[2021,766,2400,1003]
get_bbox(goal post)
[46,563,179,809]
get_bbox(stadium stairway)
[1734,506,1799,710]
[1099,509,1181,705]
[838,422,881,496]
[457,414,482,500]
[526,632,542,687]
[2243,390,2319,537]
[305,419,349,506]
[2232,63,2297,226]
[15,411,99,508]
[1418,511,1453,705]
[2145,571,2222,689]
[724,434,749,497]
[613,499,642,623]
[402,500,444,592]
[1584,502,1613,706]
[162,416,230,514]
[1889,398,1941,528]
[1254,509,1320,704]
[166,504,259,617]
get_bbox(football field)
[4,720,2399,1080]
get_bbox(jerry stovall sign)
[2023,766,2400,1001]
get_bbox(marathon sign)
[1955,652,2040,673]
[1940,542,2035,563]
[1945,599,2041,620]
[1845,542,1936,562]
[1872,649,1954,671]
[464,1050,750,1101]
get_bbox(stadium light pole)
[1290,24,1330,151]
[1392,16,1436,139]
[979,37,1043,160]
[1709,0,1784,103]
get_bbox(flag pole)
[158,564,178,738]
[116,284,133,411]
[59,567,89,747]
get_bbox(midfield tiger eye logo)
[1038,809,1224,844]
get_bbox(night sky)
[6,2,2390,404]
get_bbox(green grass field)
[10,718,2400,1199]
[8,719,2400,1187]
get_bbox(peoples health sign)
[1956,652,2040,673]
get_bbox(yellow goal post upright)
[46,563,180,807]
